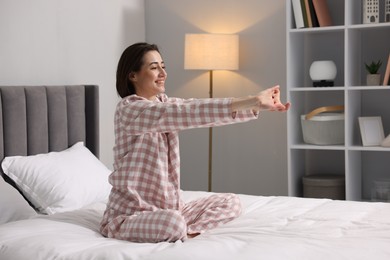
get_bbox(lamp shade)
[184,34,239,70]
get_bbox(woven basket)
[301,106,344,145]
[303,174,345,200]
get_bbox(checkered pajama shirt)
[100,94,258,243]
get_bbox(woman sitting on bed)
[100,42,290,243]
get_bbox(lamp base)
[313,80,334,87]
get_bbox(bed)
[1,85,390,260]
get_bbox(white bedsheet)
[1,191,390,260]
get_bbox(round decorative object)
[309,60,337,87]
[309,60,337,81]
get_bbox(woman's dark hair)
[116,42,160,98]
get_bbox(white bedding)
[1,191,390,260]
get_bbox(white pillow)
[1,142,112,215]
[0,176,37,224]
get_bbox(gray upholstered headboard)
[0,85,99,169]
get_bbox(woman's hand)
[255,85,290,112]
[231,85,290,113]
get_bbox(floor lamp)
[184,33,239,192]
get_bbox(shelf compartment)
[327,0,346,26]
[347,0,390,25]
[346,25,390,87]
[289,149,345,197]
[287,0,345,30]
[346,89,390,147]
[288,90,345,146]
[347,150,390,201]
[287,30,345,89]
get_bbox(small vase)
[367,74,381,86]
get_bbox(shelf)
[290,87,345,91]
[291,144,390,152]
[290,144,345,150]
[347,22,390,30]
[347,86,390,90]
[347,146,390,151]
[289,23,390,33]
[287,0,390,201]
[289,25,345,33]
[289,86,390,91]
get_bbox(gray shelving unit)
[286,0,390,201]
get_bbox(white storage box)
[301,106,344,145]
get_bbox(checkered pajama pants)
[108,193,242,243]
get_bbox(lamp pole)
[208,70,213,192]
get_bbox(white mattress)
[1,191,390,260]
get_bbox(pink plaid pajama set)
[100,94,258,243]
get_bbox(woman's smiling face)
[131,50,167,100]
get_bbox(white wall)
[145,0,288,195]
[0,0,145,168]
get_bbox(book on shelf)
[304,0,313,27]
[300,0,309,27]
[292,0,305,28]
[292,0,321,28]
[312,0,333,27]
[383,53,390,86]
[308,0,319,27]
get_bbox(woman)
[100,42,290,243]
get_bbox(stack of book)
[292,0,332,29]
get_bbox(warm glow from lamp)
[184,34,239,71]
[184,33,239,192]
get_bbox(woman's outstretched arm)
[231,85,290,113]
